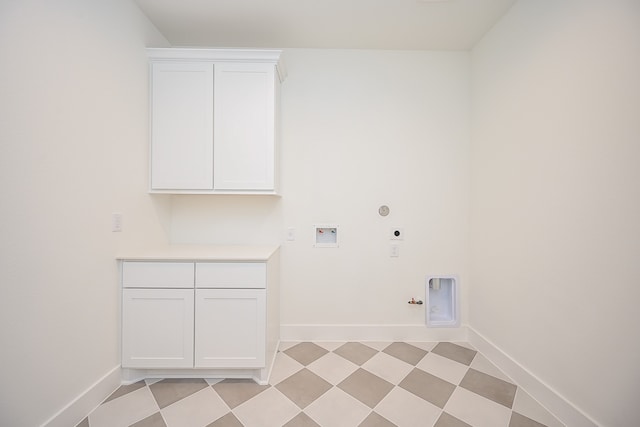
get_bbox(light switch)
[286,227,296,241]
[112,213,123,232]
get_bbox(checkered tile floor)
[79,342,563,427]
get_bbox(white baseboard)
[467,327,598,427]
[41,365,121,427]
[280,324,468,342]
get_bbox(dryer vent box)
[314,224,339,248]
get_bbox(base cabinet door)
[194,289,266,368]
[122,288,194,368]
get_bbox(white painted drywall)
[0,1,169,426]
[470,1,640,426]
[170,49,471,328]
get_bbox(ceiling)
[133,0,517,50]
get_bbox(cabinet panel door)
[151,62,214,190]
[122,289,194,368]
[195,289,266,368]
[214,63,275,191]
[195,262,266,289]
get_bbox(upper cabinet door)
[214,63,275,191]
[151,62,214,190]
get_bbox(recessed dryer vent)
[426,276,459,327]
[314,224,339,248]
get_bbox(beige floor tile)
[104,381,147,403]
[509,412,549,427]
[416,352,470,385]
[205,412,243,427]
[444,387,512,427]
[279,342,300,351]
[382,342,428,365]
[283,411,321,427]
[131,412,167,427]
[284,342,329,365]
[362,341,394,351]
[307,351,359,385]
[334,342,378,365]
[358,411,397,427]
[89,386,159,427]
[149,379,209,409]
[431,343,477,366]
[76,417,89,427]
[512,389,563,427]
[270,352,305,385]
[212,379,269,409]
[338,368,394,408]
[314,341,347,351]
[233,387,300,427]
[276,368,332,409]
[459,368,517,408]
[470,353,513,383]
[305,387,371,427]
[360,351,414,386]
[407,341,438,352]
[162,386,229,427]
[374,386,441,427]
[434,412,472,427]
[398,368,456,409]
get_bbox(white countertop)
[116,245,279,262]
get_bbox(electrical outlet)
[390,244,399,257]
[286,227,296,241]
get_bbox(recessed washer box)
[314,224,339,248]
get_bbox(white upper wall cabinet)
[147,48,285,194]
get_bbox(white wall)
[470,1,640,426]
[171,49,471,335]
[0,1,169,426]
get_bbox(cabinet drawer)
[195,262,266,288]
[122,262,194,288]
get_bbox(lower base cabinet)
[119,253,279,384]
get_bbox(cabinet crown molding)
[147,48,287,82]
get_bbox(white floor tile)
[444,387,511,427]
[512,388,565,427]
[162,387,228,427]
[307,352,359,385]
[469,353,512,383]
[361,351,414,385]
[89,387,159,427]
[233,387,300,427]
[269,352,304,385]
[305,387,371,427]
[374,387,441,427]
[416,352,470,385]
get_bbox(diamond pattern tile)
[149,379,208,409]
[431,342,477,366]
[382,342,428,365]
[82,342,560,427]
[337,368,394,408]
[398,368,456,408]
[358,411,397,427]
[285,342,329,365]
[276,368,332,409]
[334,342,379,365]
[459,368,517,408]
[211,378,269,409]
